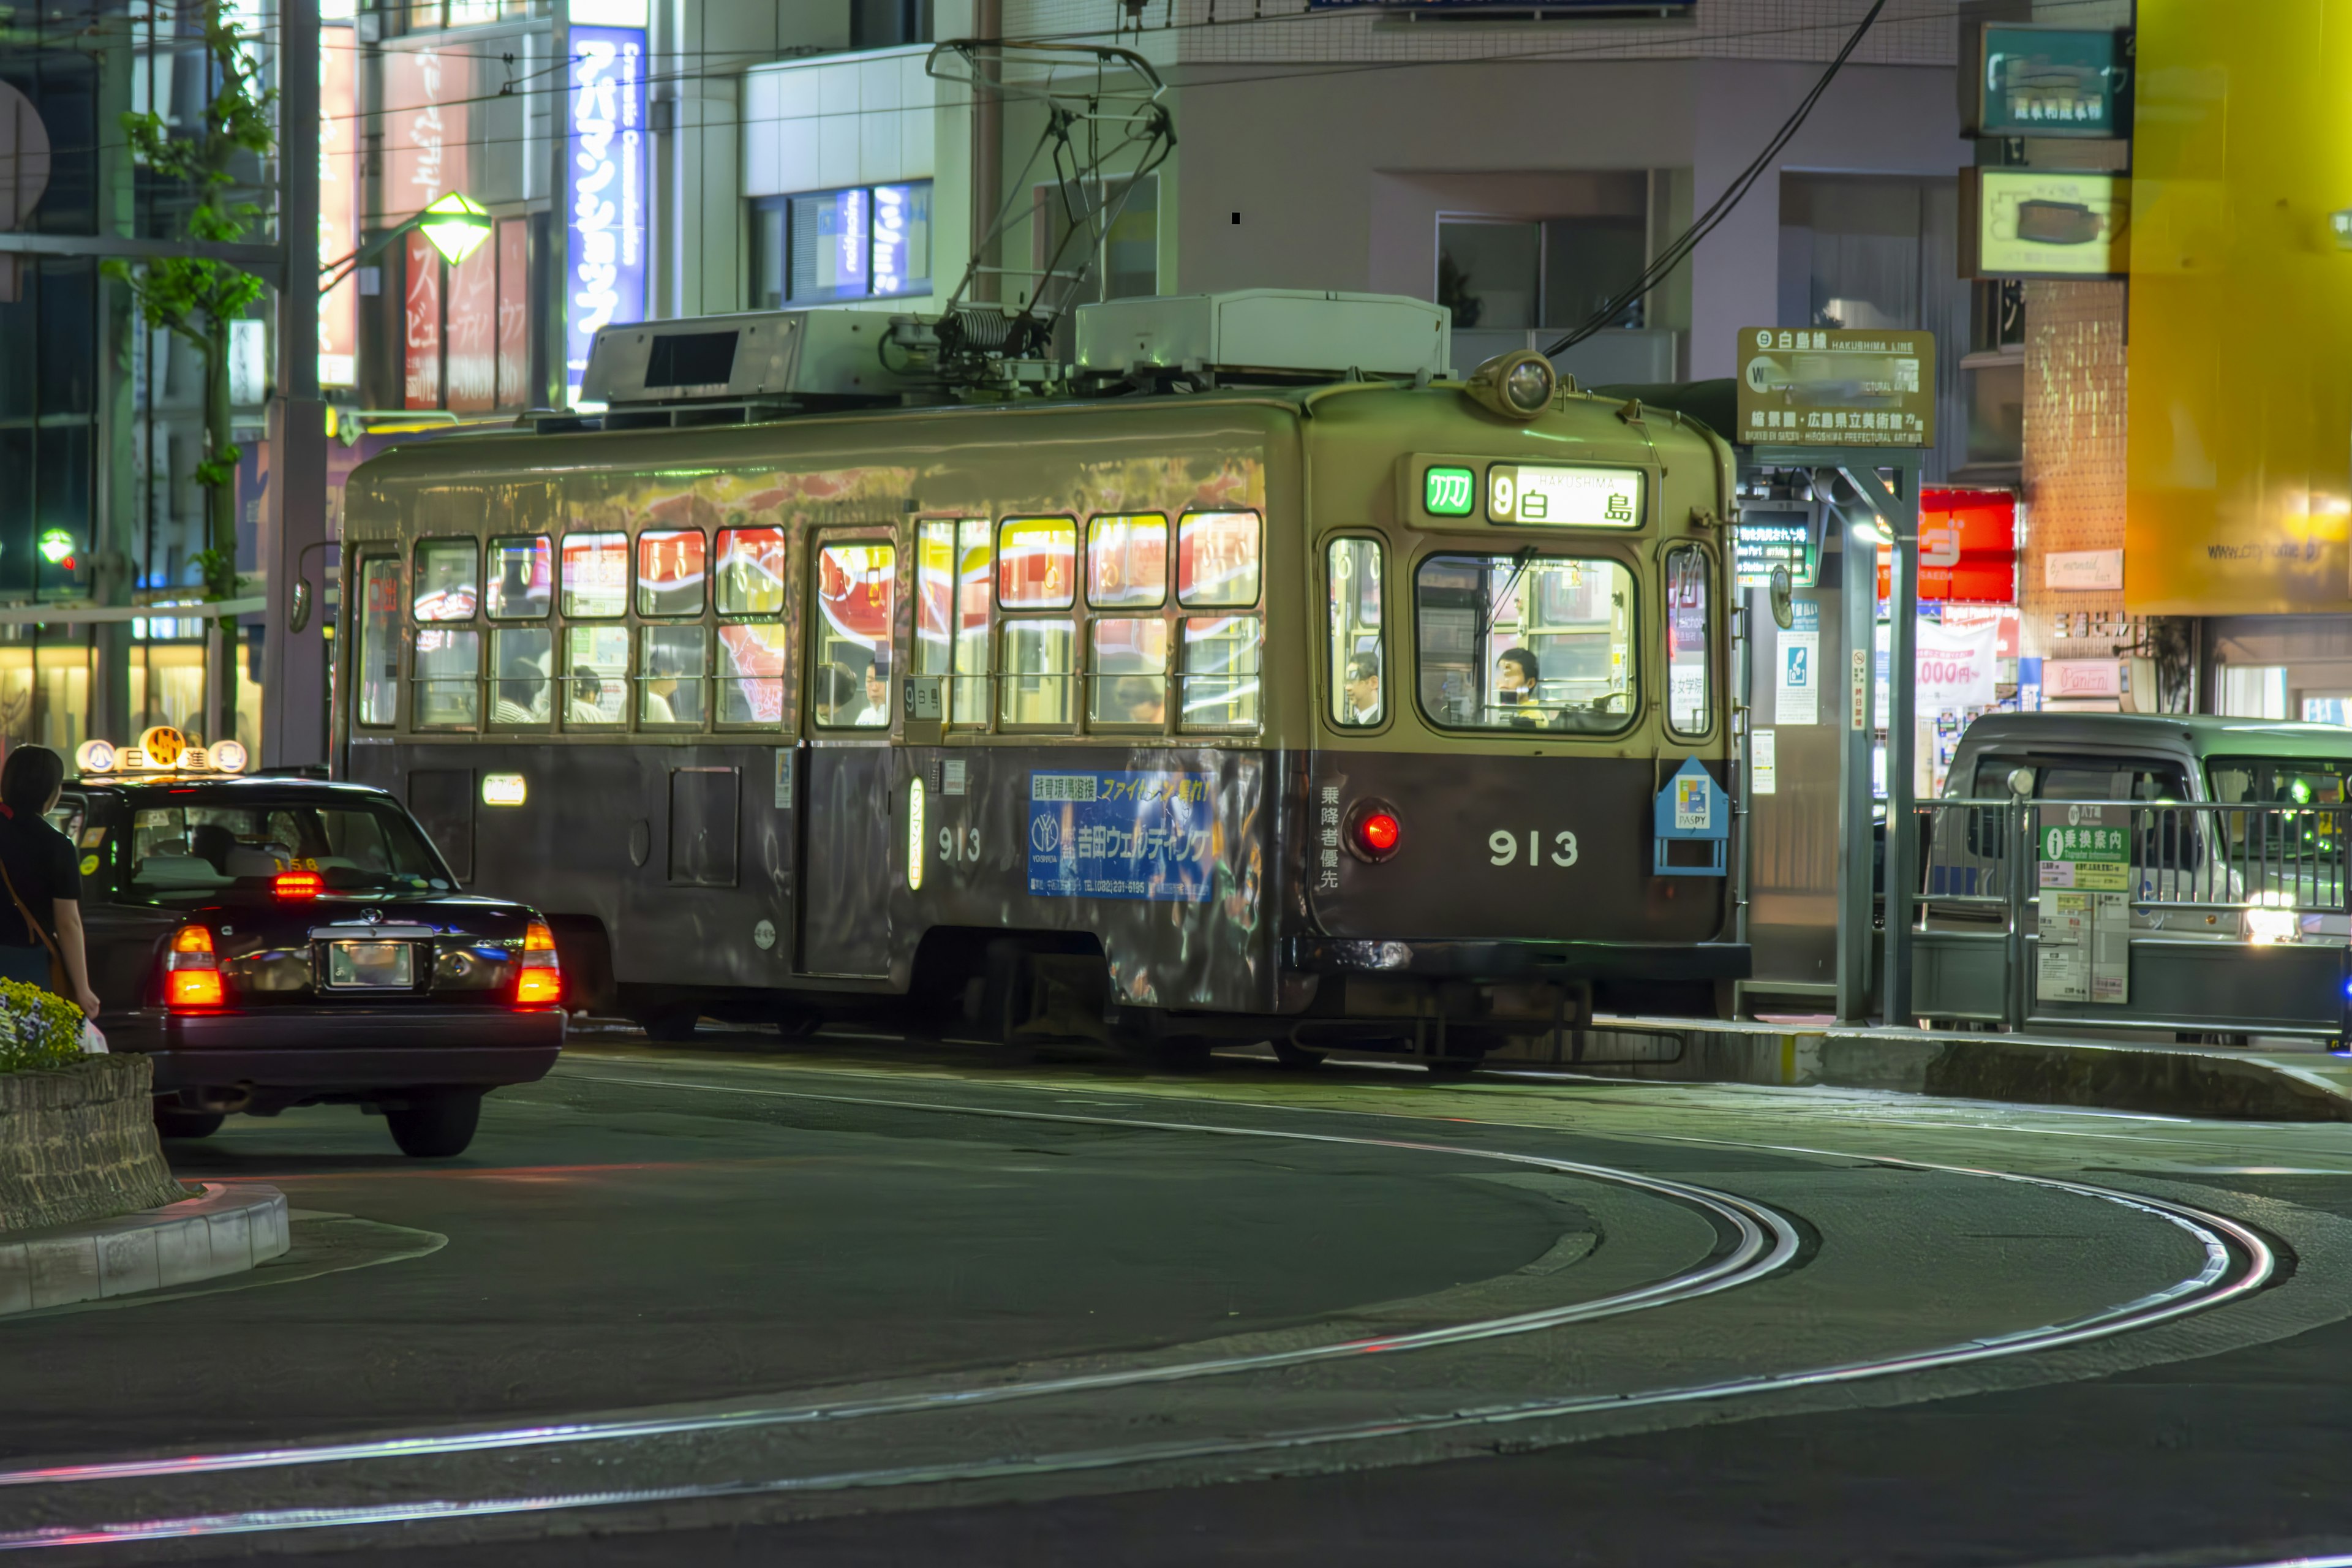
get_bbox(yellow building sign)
[2127,0,2352,615]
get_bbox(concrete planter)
[0,1055,189,1235]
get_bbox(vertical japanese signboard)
[318,32,358,388]
[566,25,646,407]
[2036,813,2129,1003]
[402,230,441,409]
[385,46,469,221]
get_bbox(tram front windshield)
[1415,553,1635,733]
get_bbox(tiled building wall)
[2019,278,2133,666]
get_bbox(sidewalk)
[1488,1017,2352,1122]
[0,1183,290,1317]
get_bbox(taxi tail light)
[273,870,323,900]
[165,925,223,1009]
[514,920,561,1006]
[1346,800,1403,863]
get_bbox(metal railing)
[1910,797,2352,1039]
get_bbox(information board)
[1734,505,1818,587]
[1736,329,1934,448]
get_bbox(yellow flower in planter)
[0,980,83,1074]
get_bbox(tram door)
[799,533,899,976]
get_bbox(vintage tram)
[334,290,1744,1066]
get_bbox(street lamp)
[319,190,494,292]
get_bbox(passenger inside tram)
[1113,676,1164,727]
[814,663,864,727]
[856,655,891,726]
[565,671,608,726]
[492,657,550,726]
[1344,654,1382,725]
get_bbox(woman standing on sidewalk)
[0,745,102,1019]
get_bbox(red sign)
[383,46,470,222]
[402,230,440,409]
[495,219,530,409]
[445,238,496,412]
[1878,488,2017,603]
[318,36,358,387]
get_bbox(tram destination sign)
[1736,328,1935,450]
[1487,464,1643,527]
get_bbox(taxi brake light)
[515,921,561,1006]
[273,870,323,900]
[168,970,224,1008]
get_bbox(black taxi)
[59,729,564,1157]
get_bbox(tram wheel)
[1269,1038,1327,1071]
[1423,1054,1482,1079]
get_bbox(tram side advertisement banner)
[1029,771,1216,901]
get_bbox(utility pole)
[260,0,325,766]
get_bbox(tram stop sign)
[1735,328,1935,449]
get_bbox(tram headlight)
[1344,798,1403,864]
[1463,350,1557,421]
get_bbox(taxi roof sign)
[77,728,248,778]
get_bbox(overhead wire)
[1541,0,1891,358]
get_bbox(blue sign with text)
[565,24,647,403]
[1028,771,1216,901]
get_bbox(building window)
[750,181,933,309]
[1437,212,1648,333]
[1031,176,1157,306]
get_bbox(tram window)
[486,536,551,620]
[412,627,481,730]
[489,628,553,727]
[1664,545,1712,737]
[953,519,992,724]
[357,558,402,728]
[1180,616,1262,732]
[1326,537,1385,727]
[1001,621,1074,727]
[915,521,956,679]
[638,529,707,617]
[715,527,785,617]
[1087,514,1167,609]
[1177,511,1261,609]
[716,622,789,728]
[563,625,628,726]
[1089,618,1169,727]
[1414,554,1635,735]
[813,542,895,729]
[560,532,627,618]
[413,540,478,622]
[998,518,1076,609]
[640,625,707,728]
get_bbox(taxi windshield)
[121,794,454,900]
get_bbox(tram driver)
[1494,647,1544,728]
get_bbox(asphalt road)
[9,1031,2352,1566]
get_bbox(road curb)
[0,1183,290,1317]
[1494,1020,2352,1121]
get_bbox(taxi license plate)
[326,940,413,989]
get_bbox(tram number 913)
[1490,829,1580,869]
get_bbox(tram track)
[0,1065,2283,1555]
